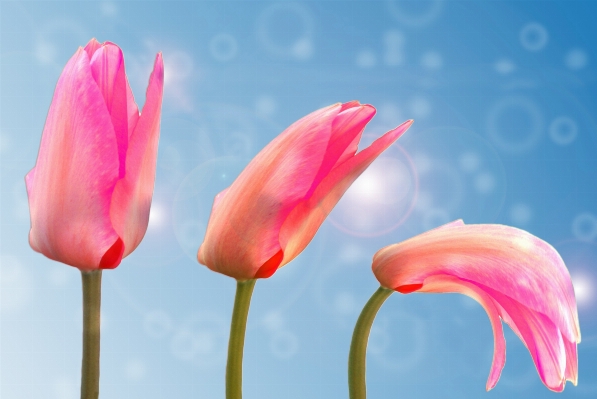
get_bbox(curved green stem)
[226,279,257,399]
[348,286,394,399]
[80,270,102,399]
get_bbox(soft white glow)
[163,51,192,85]
[345,158,410,205]
[148,203,166,230]
[331,154,416,236]
[571,274,593,306]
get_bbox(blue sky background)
[1,1,597,398]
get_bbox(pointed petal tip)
[340,100,361,111]
[382,118,414,142]
[485,374,500,391]
[153,52,164,79]
[87,37,101,46]
[83,38,102,59]
[100,41,123,51]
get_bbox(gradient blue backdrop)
[1,1,596,398]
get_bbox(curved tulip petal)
[373,223,580,343]
[199,104,339,279]
[372,221,580,391]
[89,42,129,178]
[27,47,121,270]
[279,119,413,264]
[478,283,568,391]
[110,53,164,257]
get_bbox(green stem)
[226,279,257,399]
[80,270,102,399]
[348,286,394,399]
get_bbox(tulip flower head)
[26,39,164,271]
[198,102,413,280]
[372,220,580,392]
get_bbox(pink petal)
[89,42,129,178]
[563,335,578,386]
[418,275,506,391]
[197,188,230,265]
[279,119,413,264]
[110,53,164,257]
[83,38,101,59]
[479,284,568,391]
[305,104,376,198]
[372,223,580,344]
[126,75,140,136]
[26,47,121,270]
[372,222,581,391]
[340,100,361,112]
[198,104,340,279]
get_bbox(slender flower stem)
[226,279,257,399]
[80,270,102,399]
[349,286,394,399]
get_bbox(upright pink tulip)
[26,39,164,271]
[372,220,580,392]
[198,101,413,280]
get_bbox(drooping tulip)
[26,38,164,271]
[198,101,413,280]
[372,220,580,392]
